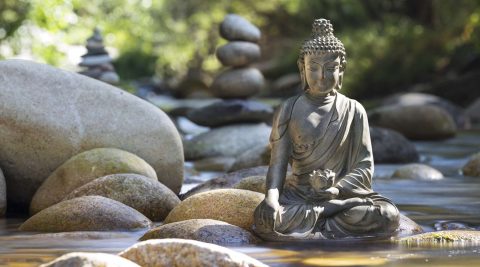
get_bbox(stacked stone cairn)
[184,14,273,171]
[78,28,119,85]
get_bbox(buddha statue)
[253,19,400,240]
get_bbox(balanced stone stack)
[184,15,272,170]
[79,28,120,85]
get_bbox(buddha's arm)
[336,102,374,198]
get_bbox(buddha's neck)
[305,90,336,105]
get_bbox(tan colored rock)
[119,239,268,267]
[462,152,480,177]
[233,176,267,194]
[0,60,183,210]
[140,219,259,245]
[30,148,158,215]
[165,189,264,230]
[398,230,480,247]
[391,163,443,180]
[41,252,140,267]
[20,196,152,232]
[64,173,180,221]
[0,168,5,217]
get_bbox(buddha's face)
[304,53,342,95]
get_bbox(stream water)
[0,130,479,266]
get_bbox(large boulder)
[219,14,261,43]
[119,239,268,267]
[398,230,480,247]
[165,189,264,230]
[216,42,261,67]
[40,252,140,267]
[0,168,5,217]
[186,100,273,127]
[184,123,271,160]
[370,127,419,163]
[210,68,265,99]
[462,152,480,177]
[369,104,457,140]
[30,148,158,215]
[391,163,444,180]
[0,60,183,210]
[140,219,259,245]
[20,196,152,232]
[64,173,180,221]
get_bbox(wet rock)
[391,164,444,180]
[0,60,183,210]
[383,93,470,129]
[370,127,419,163]
[184,123,271,160]
[30,148,158,215]
[0,168,5,217]
[20,196,152,232]
[140,219,259,245]
[64,174,180,221]
[210,68,265,99]
[41,252,140,267]
[180,166,271,200]
[216,41,261,67]
[434,221,476,231]
[165,189,263,230]
[466,98,480,123]
[230,144,271,171]
[369,104,457,140]
[462,152,480,177]
[396,214,424,237]
[398,230,480,247]
[193,157,236,172]
[119,239,267,267]
[175,117,210,136]
[219,14,261,42]
[186,100,273,127]
[233,176,267,194]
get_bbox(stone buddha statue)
[253,19,400,240]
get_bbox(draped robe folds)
[253,93,400,240]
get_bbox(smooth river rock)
[391,163,444,180]
[462,152,480,177]
[466,98,480,123]
[0,60,184,210]
[370,127,419,163]
[216,41,261,67]
[184,123,271,160]
[0,168,5,217]
[219,14,261,42]
[230,144,271,171]
[369,104,457,140]
[41,252,140,267]
[165,189,264,230]
[210,68,265,99]
[398,230,480,247]
[186,100,273,127]
[20,196,152,232]
[140,219,259,245]
[64,173,180,221]
[119,239,267,267]
[30,148,158,215]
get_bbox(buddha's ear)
[297,57,308,91]
[336,71,343,90]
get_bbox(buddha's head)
[298,19,346,95]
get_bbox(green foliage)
[0,0,30,45]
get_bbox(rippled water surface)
[1,130,479,266]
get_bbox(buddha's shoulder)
[337,93,367,113]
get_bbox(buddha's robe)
[254,92,400,240]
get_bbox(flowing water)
[0,130,479,267]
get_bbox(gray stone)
[0,168,5,217]
[0,60,183,210]
[369,104,457,140]
[462,152,480,177]
[230,144,270,171]
[391,163,444,180]
[396,214,424,237]
[140,219,259,245]
[193,157,236,172]
[184,123,271,160]
[79,54,112,67]
[41,252,140,267]
[216,41,261,67]
[466,98,480,123]
[64,173,180,221]
[186,100,273,127]
[398,230,480,247]
[383,93,470,129]
[20,196,152,232]
[233,176,267,194]
[210,68,264,99]
[119,239,268,267]
[270,73,302,97]
[30,148,158,215]
[370,127,419,163]
[219,14,261,42]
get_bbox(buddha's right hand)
[265,188,281,211]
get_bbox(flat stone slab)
[398,230,480,247]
